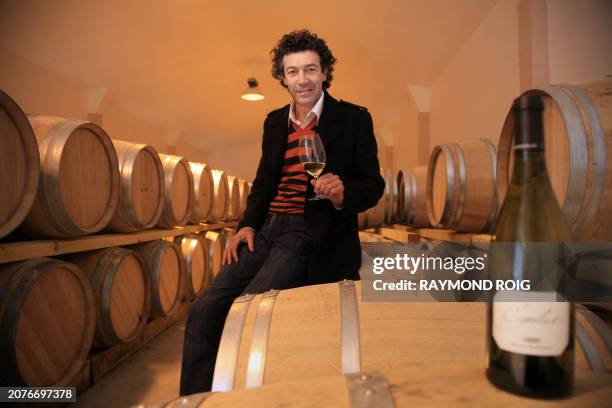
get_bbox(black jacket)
[237,92,385,283]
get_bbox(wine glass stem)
[313,175,325,199]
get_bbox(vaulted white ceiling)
[0,0,499,151]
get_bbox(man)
[180,29,384,395]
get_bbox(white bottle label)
[492,291,570,356]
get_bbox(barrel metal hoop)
[212,293,255,391]
[383,169,389,223]
[426,145,455,228]
[497,108,514,203]
[191,164,204,221]
[245,289,280,388]
[404,170,411,222]
[118,143,142,228]
[161,156,180,225]
[201,165,214,221]
[160,391,218,407]
[206,232,217,275]
[577,305,612,356]
[345,371,395,408]
[559,84,607,240]
[408,169,418,224]
[395,170,405,223]
[101,248,128,344]
[339,279,361,374]
[170,243,186,315]
[220,173,229,220]
[182,236,197,298]
[449,143,467,230]
[150,242,165,316]
[382,169,390,223]
[203,166,214,220]
[145,144,165,228]
[198,236,211,293]
[442,144,456,227]
[210,171,229,222]
[540,86,588,228]
[164,155,195,226]
[385,169,398,224]
[43,121,83,236]
[481,138,499,233]
[576,316,606,372]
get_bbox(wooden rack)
[359,225,494,245]
[0,221,238,264]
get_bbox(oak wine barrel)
[226,175,241,221]
[211,281,606,392]
[427,139,498,233]
[147,364,612,407]
[106,140,164,232]
[397,166,429,228]
[212,280,485,391]
[175,234,211,300]
[575,304,612,373]
[208,170,229,222]
[65,247,151,347]
[383,168,398,224]
[19,115,120,238]
[498,79,612,242]
[237,179,249,219]
[157,154,194,228]
[203,230,226,277]
[189,162,214,223]
[0,90,40,239]
[0,258,95,386]
[132,240,185,318]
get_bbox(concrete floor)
[75,318,186,408]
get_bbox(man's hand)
[312,173,344,209]
[222,228,255,265]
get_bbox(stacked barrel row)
[0,87,247,387]
[360,79,612,241]
[0,225,242,387]
[0,88,252,240]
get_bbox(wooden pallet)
[391,224,416,232]
[380,227,420,243]
[0,222,238,264]
[418,228,494,244]
[358,231,394,243]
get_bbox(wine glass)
[298,132,326,200]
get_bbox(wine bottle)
[486,93,574,398]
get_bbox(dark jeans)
[179,214,313,395]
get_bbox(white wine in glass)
[299,132,326,200]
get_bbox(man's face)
[282,50,327,109]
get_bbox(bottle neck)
[510,149,548,185]
[510,102,548,185]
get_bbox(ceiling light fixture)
[241,77,264,101]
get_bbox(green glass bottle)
[486,93,574,398]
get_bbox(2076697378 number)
[2,387,76,402]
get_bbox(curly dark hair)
[270,30,337,91]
